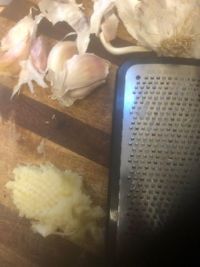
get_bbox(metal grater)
[107,57,200,266]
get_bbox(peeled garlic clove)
[30,36,50,73]
[12,58,47,97]
[38,0,90,53]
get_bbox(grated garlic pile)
[6,164,105,246]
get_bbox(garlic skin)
[12,59,47,97]
[12,35,49,97]
[90,0,115,36]
[0,13,42,75]
[38,0,90,54]
[101,12,119,42]
[30,36,50,73]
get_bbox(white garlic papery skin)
[101,12,119,42]
[0,13,42,75]
[12,36,49,97]
[30,36,50,73]
[38,0,90,54]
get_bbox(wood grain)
[0,0,133,266]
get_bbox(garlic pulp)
[6,164,105,246]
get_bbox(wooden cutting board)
[0,1,132,266]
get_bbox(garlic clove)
[58,80,107,107]
[47,41,77,73]
[64,54,109,92]
[51,53,110,107]
[47,42,110,107]
[30,36,51,73]
[38,0,90,53]
[46,41,77,96]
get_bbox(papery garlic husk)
[12,58,47,97]
[51,53,110,107]
[101,12,119,42]
[30,35,50,73]
[0,12,42,75]
[38,0,90,54]
[90,0,115,36]
[12,36,49,96]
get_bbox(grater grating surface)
[108,58,200,266]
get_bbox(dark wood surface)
[0,0,129,266]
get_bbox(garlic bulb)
[46,41,109,106]
[38,0,90,53]
[92,0,200,59]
